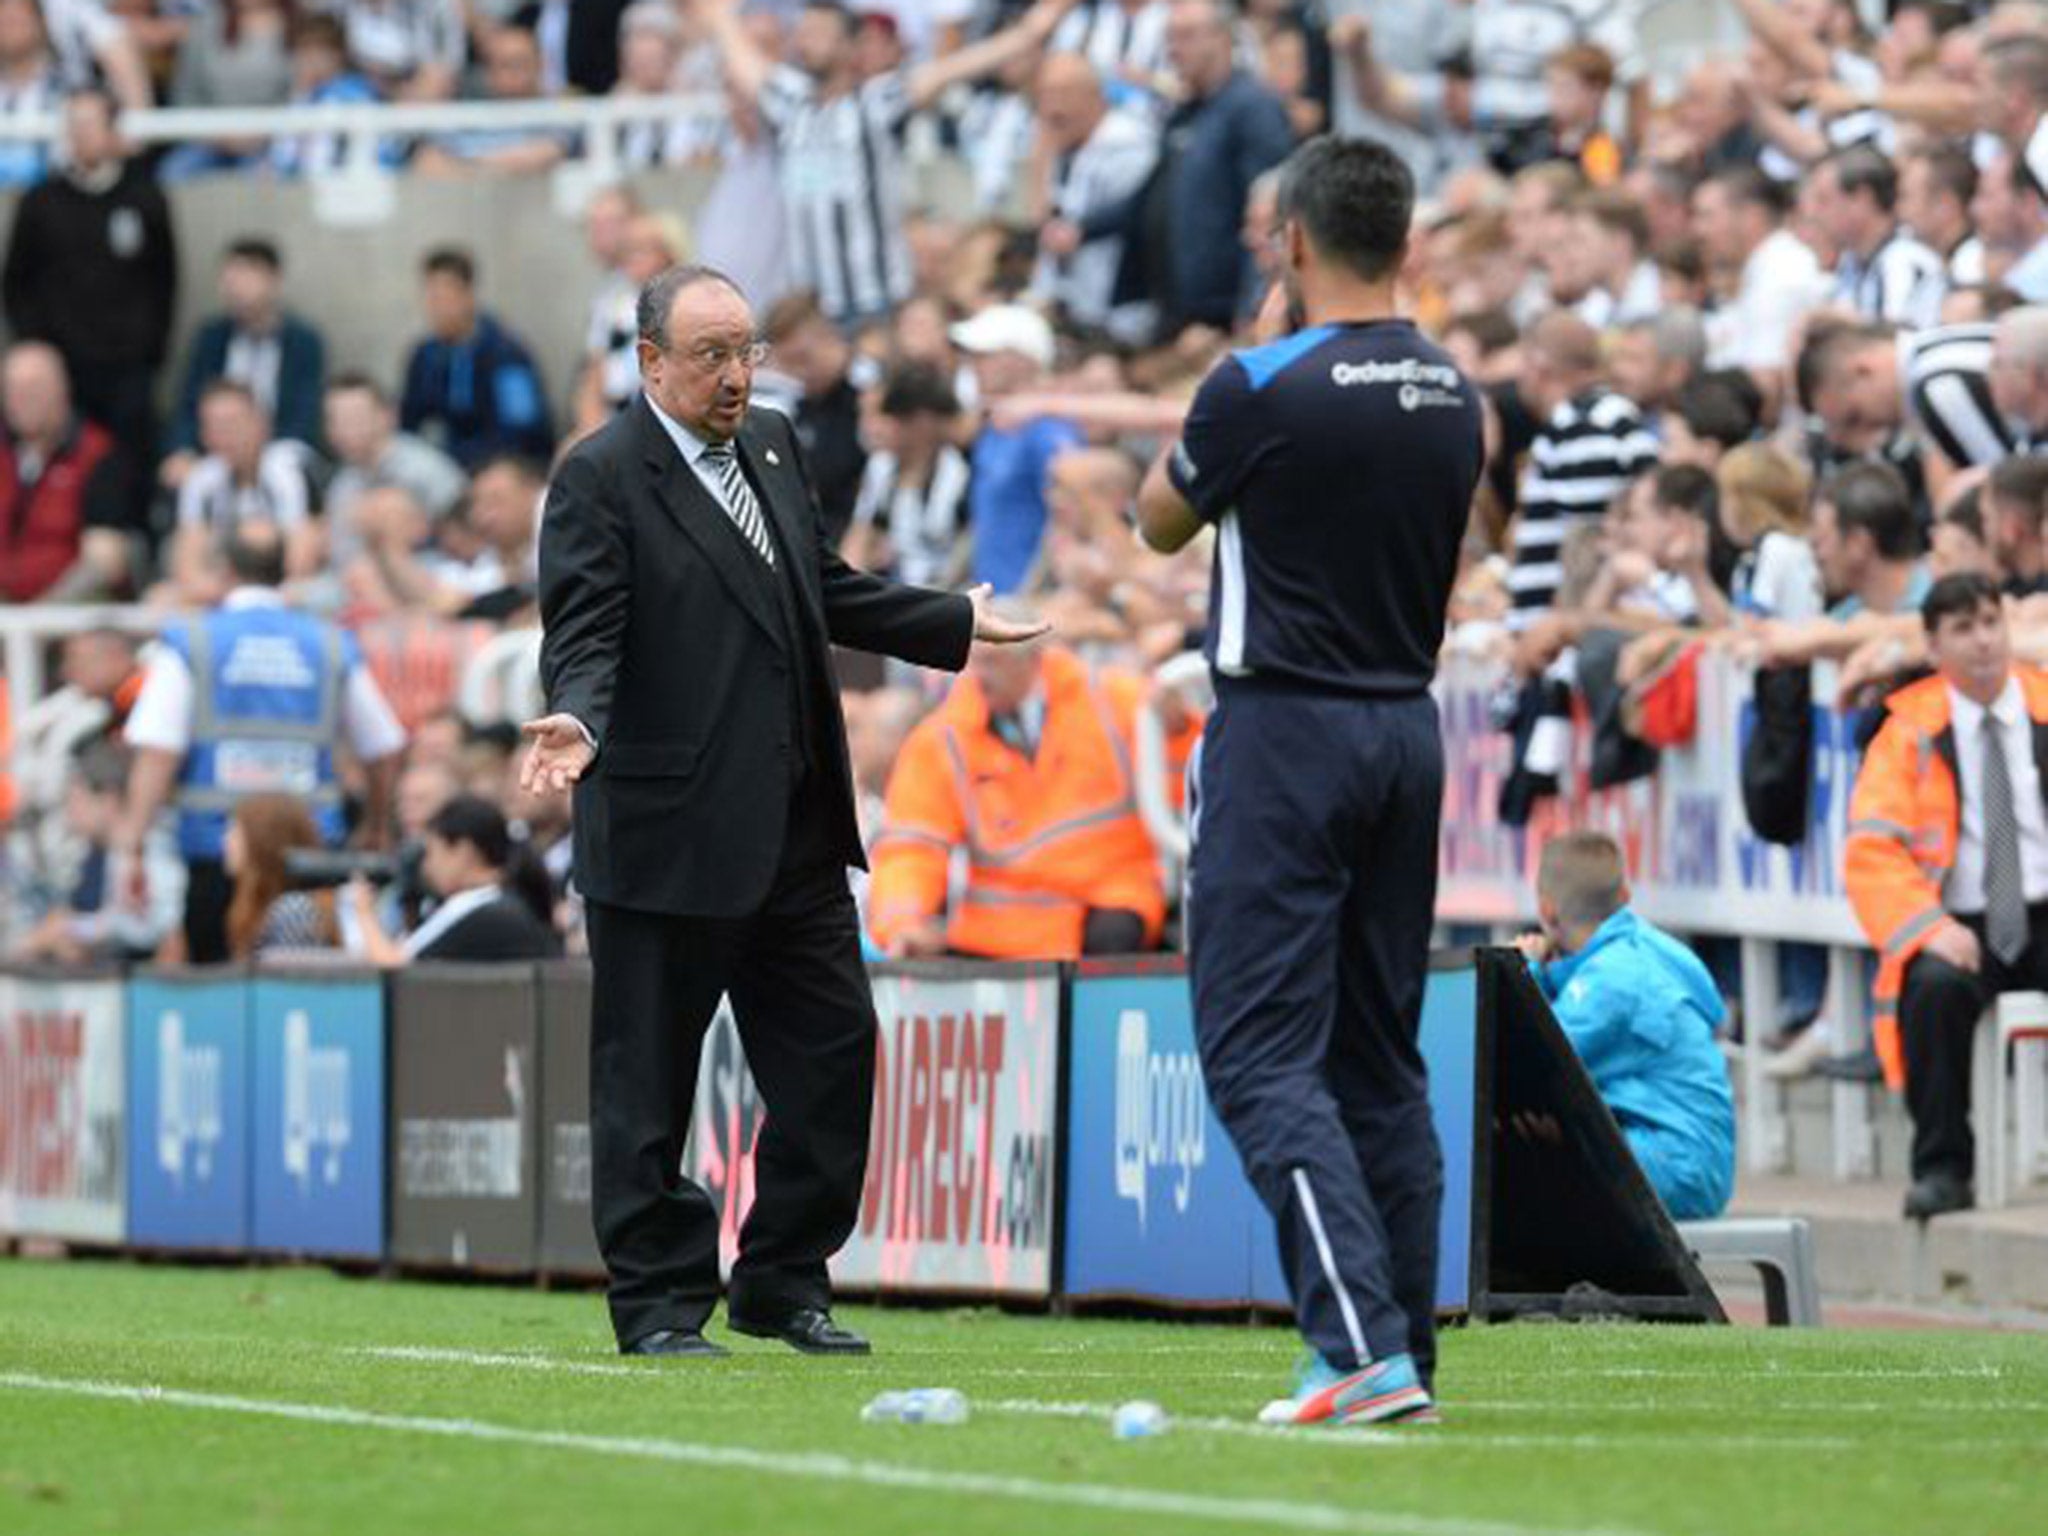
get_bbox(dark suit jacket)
[539,397,973,918]
[167,313,329,455]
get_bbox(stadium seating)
[1676,1216,1823,1327]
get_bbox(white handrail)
[0,91,727,145]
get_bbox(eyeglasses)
[673,340,772,374]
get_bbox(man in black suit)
[522,265,1043,1359]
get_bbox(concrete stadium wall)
[0,157,975,436]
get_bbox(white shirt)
[126,588,408,761]
[1706,228,1827,376]
[1944,676,2048,915]
[176,442,313,532]
[645,392,748,515]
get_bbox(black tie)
[1982,713,2028,964]
[700,442,775,567]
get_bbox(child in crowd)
[1519,831,1737,1220]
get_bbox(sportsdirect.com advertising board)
[687,963,1062,1299]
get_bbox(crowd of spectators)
[3,0,2048,1087]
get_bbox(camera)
[284,842,425,897]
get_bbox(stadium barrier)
[1434,651,1879,1182]
[7,611,1893,1182]
[1,953,1721,1321]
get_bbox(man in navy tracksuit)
[1138,136,1483,1428]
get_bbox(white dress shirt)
[126,588,408,761]
[646,392,748,515]
[1944,676,2048,915]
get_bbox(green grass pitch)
[0,1258,2042,1536]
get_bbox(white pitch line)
[0,1371,1650,1536]
[347,1348,1890,1452]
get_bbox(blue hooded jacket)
[1535,907,1736,1220]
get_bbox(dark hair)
[880,361,960,419]
[635,263,742,349]
[422,247,476,285]
[1794,319,1895,414]
[326,370,390,406]
[1274,135,1415,283]
[1573,187,1650,252]
[1702,164,1787,217]
[762,288,830,346]
[1444,308,1518,355]
[427,793,512,871]
[289,12,347,52]
[1822,145,1899,214]
[1989,454,2048,525]
[802,0,860,37]
[1821,461,1917,560]
[474,452,547,488]
[1921,571,2002,632]
[1650,463,1717,522]
[1939,484,1986,545]
[1672,371,1760,449]
[1906,140,1977,207]
[222,522,288,588]
[200,378,261,412]
[224,237,282,272]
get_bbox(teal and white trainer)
[1257,1350,1435,1427]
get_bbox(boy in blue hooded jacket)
[1519,831,1737,1220]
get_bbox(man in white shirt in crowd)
[320,371,465,568]
[1029,51,1157,341]
[1693,164,1827,411]
[165,380,320,606]
[1808,144,1949,329]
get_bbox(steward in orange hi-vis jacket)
[1845,572,2048,1218]
[1846,666,2048,1086]
[868,644,1198,959]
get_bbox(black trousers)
[184,857,232,965]
[583,790,875,1348]
[1898,903,2048,1183]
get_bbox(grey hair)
[1624,305,1708,372]
[635,264,743,350]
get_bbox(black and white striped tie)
[700,441,775,567]
[1982,714,2028,965]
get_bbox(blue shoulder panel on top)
[1231,324,1338,392]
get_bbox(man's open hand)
[520,715,597,795]
[968,584,1053,645]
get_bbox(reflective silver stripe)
[1847,817,1914,844]
[874,826,954,853]
[959,885,1077,910]
[969,799,1139,869]
[187,618,216,738]
[940,725,981,850]
[1083,669,1134,790]
[1884,905,1949,957]
[174,784,343,813]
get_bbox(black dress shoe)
[727,1306,871,1355]
[621,1327,729,1358]
[1903,1175,1975,1221]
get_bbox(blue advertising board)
[1063,957,1479,1312]
[250,972,385,1259]
[126,973,252,1249]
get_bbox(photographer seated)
[347,794,561,964]
[1517,831,1736,1221]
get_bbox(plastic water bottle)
[861,1389,970,1425]
[1111,1400,1168,1439]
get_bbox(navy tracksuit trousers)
[1186,682,1444,1384]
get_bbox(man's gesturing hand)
[520,715,597,796]
[968,583,1053,645]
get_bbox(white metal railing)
[0,92,728,183]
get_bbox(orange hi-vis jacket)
[869,647,1193,960]
[1845,666,2048,1090]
